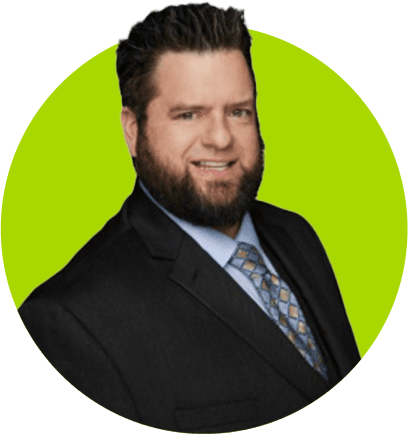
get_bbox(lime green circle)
[1,31,406,357]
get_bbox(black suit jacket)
[19,182,360,432]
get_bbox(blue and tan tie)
[229,242,328,380]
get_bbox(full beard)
[134,128,264,228]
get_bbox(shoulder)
[251,200,329,263]
[251,200,316,235]
[19,203,151,312]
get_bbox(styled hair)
[116,3,255,124]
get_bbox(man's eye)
[178,112,196,120]
[231,109,251,118]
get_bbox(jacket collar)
[126,180,184,260]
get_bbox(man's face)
[134,49,264,228]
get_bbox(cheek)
[147,126,166,144]
[166,126,199,155]
[238,131,260,163]
[146,126,179,159]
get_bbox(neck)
[212,220,241,239]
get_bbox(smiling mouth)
[191,161,235,171]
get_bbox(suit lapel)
[252,207,353,380]
[258,237,340,384]
[169,233,331,402]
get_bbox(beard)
[134,127,264,228]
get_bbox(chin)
[199,180,238,201]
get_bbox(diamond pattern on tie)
[229,242,328,380]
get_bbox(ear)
[121,107,138,157]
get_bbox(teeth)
[197,161,230,168]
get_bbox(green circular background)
[2,31,406,357]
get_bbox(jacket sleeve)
[19,298,140,422]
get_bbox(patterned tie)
[229,242,328,380]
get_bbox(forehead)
[150,49,254,105]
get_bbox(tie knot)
[229,242,266,271]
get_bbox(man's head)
[118,4,264,234]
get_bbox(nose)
[202,114,233,150]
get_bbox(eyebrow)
[228,98,255,108]
[168,104,207,115]
[168,98,255,115]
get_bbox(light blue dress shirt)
[140,182,280,316]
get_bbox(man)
[19,3,360,432]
